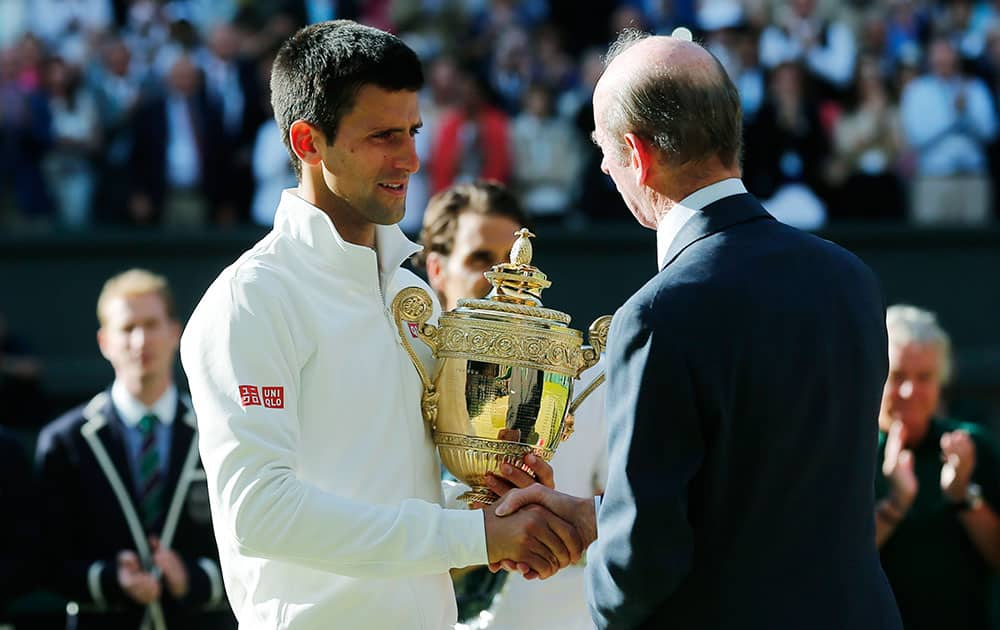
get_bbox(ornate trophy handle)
[563,315,613,442]
[390,287,440,425]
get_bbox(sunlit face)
[428,212,522,310]
[315,85,421,227]
[879,341,943,448]
[98,292,180,395]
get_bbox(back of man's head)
[601,31,743,170]
[413,181,531,271]
[270,20,424,179]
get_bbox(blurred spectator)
[0,37,53,226]
[402,54,461,235]
[250,48,293,227]
[35,269,234,629]
[42,56,101,228]
[29,0,113,63]
[197,22,265,224]
[0,312,42,428]
[489,26,535,114]
[430,69,511,194]
[827,55,905,220]
[743,60,829,230]
[759,0,857,97]
[511,83,582,221]
[699,2,765,122]
[88,35,150,224]
[885,0,931,67]
[875,304,1000,630]
[129,54,224,226]
[900,36,997,226]
[0,426,39,620]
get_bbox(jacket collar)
[660,191,774,271]
[273,189,422,291]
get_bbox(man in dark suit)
[36,269,233,629]
[492,32,902,629]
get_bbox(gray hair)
[601,29,743,169]
[886,304,953,385]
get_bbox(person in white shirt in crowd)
[900,35,998,225]
[414,180,608,629]
[180,20,586,630]
[759,0,856,95]
[511,84,583,222]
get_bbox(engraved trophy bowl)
[393,229,612,506]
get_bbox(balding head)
[594,31,742,170]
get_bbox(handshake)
[479,454,598,580]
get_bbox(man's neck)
[652,165,742,226]
[295,177,376,249]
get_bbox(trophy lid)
[455,229,571,325]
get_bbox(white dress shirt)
[656,178,747,269]
[111,381,176,492]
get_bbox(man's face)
[428,211,522,310]
[98,292,180,393]
[879,341,942,447]
[315,85,421,227]
[592,87,655,229]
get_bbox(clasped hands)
[116,536,189,605]
[481,454,598,581]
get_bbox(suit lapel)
[165,398,195,501]
[660,193,774,271]
[99,397,140,504]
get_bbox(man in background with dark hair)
[181,21,584,629]
[493,31,902,629]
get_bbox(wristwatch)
[953,482,984,513]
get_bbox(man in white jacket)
[180,20,585,630]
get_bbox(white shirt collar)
[111,381,177,428]
[273,189,422,290]
[656,178,747,268]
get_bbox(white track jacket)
[180,190,488,629]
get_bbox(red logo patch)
[407,321,420,338]
[239,385,261,407]
[262,386,285,409]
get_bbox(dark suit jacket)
[36,390,234,629]
[587,192,902,629]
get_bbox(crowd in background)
[3,0,1000,233]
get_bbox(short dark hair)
[603,30,743,169]
[270,20,424,178]
[412,181,532,270]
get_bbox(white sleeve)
[180,271,487,579]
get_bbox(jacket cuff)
[177,556,225,609]
[443,507,489,568]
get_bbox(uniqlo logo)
[407,322,420,338]
[262,386,285,409]
[239,385,261,407]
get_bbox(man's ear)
[96,328,111,362]
[289,120,324,169]
[623,132,654,186]
[425,252,446,295]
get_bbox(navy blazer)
[36,390,234,629]
[586,192,902,629]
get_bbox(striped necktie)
[137,413,163,531]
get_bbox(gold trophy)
[393,229,612,505]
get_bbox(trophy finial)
[511,228,535,266]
